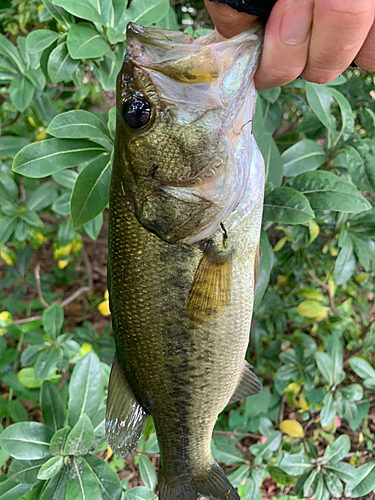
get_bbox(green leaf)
[324,435,350,463]
[227,464,250,487]
[40,381,65,432]
[42,303,64,340]
[66,457,101,500]
[67,23,110,60]
[68,352,103,426]
[263,187,314,224]
[0,137,29,158]
[47,110,111,142]
[138,455,156,491]
[9,75,34,112]
[305,82,336,134]
[17,367,43,389]
[52,0,104,24]
[282,139,327,177]
[316,352,334,386]
[257,133,283,187]
[334,239,356,286]
[37,456,64,480]
[34,348,62,381]
[52,169,78,189]
[214,437,247,465]
[50,426,71,456]
[40,465,68,500]
[349,357,375,380]
[0,34,24,74]
[52,192,71,216]
[13,138,107,178]
[351,235,372,271]
[254,230,272,310]
[346,462,375,498]
[249,431,282,460]
[259,87,281,103]
[324,470,343,497]
[0,217,17,244]
[71,153,112,227]
[287,171,371,213]
[123,0,170,26]
[125,486,157,500]
[0,422,53,459]
[345,145,375,194]
[8,458,46,484]
[326,461,357,483]
[42,0,74,29]
[0,480,33,500]
[47,41,79,84]
[26,30,60,54]
[8,399,27,422]
[94,49,124,92]
[314,475,329,500]
[328,87,354,142]
[26,183,59,212]
[82,454,122,500]
[84,212,103,240]
[63,414,94,456]
[320,392,336,427]
[279,453,313,475]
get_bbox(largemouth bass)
[106,22,264,500]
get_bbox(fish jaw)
[114,22,263,244]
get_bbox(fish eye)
[122,96,151,129]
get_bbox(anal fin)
[228,360,262,404]
[105,355,148,458]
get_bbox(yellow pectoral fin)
[187,241,232,323]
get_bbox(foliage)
[0,0,375,499]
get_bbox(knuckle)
[355,54,375,71]
[302,70,339,84]
[322,0,373,18]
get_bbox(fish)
[106,21,265,500]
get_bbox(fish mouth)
[125,21,263,86]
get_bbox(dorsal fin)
[105,356,148,458]
[228,360,262,404]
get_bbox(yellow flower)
[98,300,111,316]
[57,260,69,269]
[54,243,72,259]
[80,343,92,356]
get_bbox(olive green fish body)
[107,23,264,500]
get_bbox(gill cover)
[115,22,263,245]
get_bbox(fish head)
[114,22,263,244]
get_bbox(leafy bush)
[0,0,375,499]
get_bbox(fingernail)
[280,0,313,45]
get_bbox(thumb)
[204,0,258,38]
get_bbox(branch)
[60,246,93,308]
[307,269,340,317]
[35,263,50,308]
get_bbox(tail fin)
[159,458,240,500]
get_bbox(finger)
[204,0,258,38]
[301,0,375,83]
[254,0,314,90]
[355,21,375,71]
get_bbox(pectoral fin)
[105,356,148,458]
[228,360,262,404]
[187,241,232,323]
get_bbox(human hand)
[205,0,375,90]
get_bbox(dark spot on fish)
[151,163,159,178]
[220,222,228,242]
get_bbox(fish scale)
[106,22,264,500]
